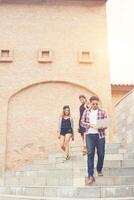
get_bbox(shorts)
[60,128,73,136]
[78,126,86,136]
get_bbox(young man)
[78,95,87,155]
[81,96,108,185]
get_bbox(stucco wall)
[115,89,134,152]
[0,0,112,170]
[112,92,125,106]
[111,85,134,106]
[6,81,95,169]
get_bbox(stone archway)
[6,81,95,169]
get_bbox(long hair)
[61,105,71,117]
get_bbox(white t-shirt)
[87,109,98,134]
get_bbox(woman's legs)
[64,133,72,158]
[82,132,87,155]
[59,135,65,152]
[79,127,86,147]
[81,134,85,145]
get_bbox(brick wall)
[0,0,112,170]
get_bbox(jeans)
[86,134,105,177]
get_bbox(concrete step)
[5,174,134,187]
[0,194,134,200]
[86,176,134,186]
[17,159,134,171]
[71,143,122,150]
[48,153,124,163]
[0,185,134,198]
[70,143,122,154]
[6,167,134,178]
[1,194,134,200]
[67,145,133,158]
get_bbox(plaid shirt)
[81,108,107,138]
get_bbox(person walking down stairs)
[78,95,88,156]
[57,105,74,161]
[81,96,108,185]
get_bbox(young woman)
[57,105,74,160]
[78,95,87,155]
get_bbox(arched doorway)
[7,81,95,169]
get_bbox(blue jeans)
[86,134,105,177]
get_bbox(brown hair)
[79,95,86,99]
[61,105,71,117]
[89,96,99,102]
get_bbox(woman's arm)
[70,117,74,130]
[70,117,74,141]
[57,117,62,139]
[57,117,62,133]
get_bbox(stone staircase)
[0,143,134,200]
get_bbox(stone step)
[60,146,133,158]
[5,174,134,187]
[123,153,134,159]
[6,167,134,180]
[0,185,134,198]
[71,143,122,150]
[0,194,134,200]
[48,153,124,163]
[1,194,134,200]
[86,176,134,186]
[17,159,134,171]
[70,144,122,154]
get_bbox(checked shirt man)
[81,96,108,185]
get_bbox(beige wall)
[111,85,134,105]
[0,0,112,170]
[7,81,95,169]
[112,92,126,106]
[115,89,134,153]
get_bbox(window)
[38,49,53,63]
[0,49,13,62]
[78,50,93,64]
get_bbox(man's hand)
[90,124,97,129]
[72,134,74,141]
[98,126,107,130]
